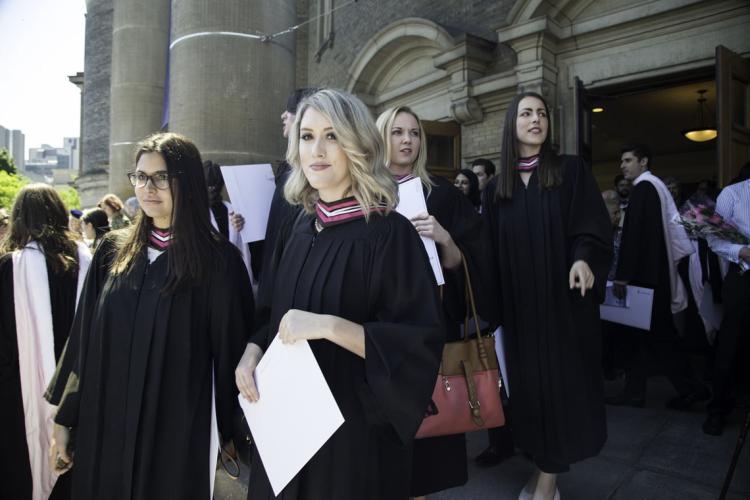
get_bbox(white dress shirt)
[708,178,750,267]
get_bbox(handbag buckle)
[468,400,481,410]
[443,376,451,392]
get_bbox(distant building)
[0,126,26,171]
[0,126,9,151]
[63,137,80,172]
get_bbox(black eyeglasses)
[127,171,173,190]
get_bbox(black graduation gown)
[45,237,254,500]
[482,155,612,465]
[0,253,76,500]
[411,175,485,496]
[615,180,674,336]
[256,162,300,292]
[247,211,445,500]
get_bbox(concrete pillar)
[168,0,296,166]
[75,0,113,207]
[108,0,170,199]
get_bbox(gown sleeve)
[209,244,255,440]
[615,181,662,287]
[360,214,446,445]
[45,235,118,427]
[0,254,16,384]
[478,178,504,326]
[566,157,614,301]
[441,184,487,325]
[250,208,303,351]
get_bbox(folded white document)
[238,336,344,496]
[220,164,276,243]
[600,281,654,331]
[395,177,445,286]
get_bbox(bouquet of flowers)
[674,198,749,244]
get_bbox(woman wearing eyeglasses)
[46,132,254,499]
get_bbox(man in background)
[471,158,496,193]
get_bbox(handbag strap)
[462,360,485,427]
[460,251,490,371]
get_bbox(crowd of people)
[0,86,748,500]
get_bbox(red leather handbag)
[416,255,505,438]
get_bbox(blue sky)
[0,0,86,154]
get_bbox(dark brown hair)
[111,132,221,292]
[495,91,561,200]
[0,183,79,274]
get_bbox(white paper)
[599,281,654,331]
[493,326,510,398]
[395,178,445,285]
[238,336,344,496]
[220,164,276,243]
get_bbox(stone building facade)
[75,0,750,203]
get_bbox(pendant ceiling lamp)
[683,89,717,142]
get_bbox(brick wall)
[304,0,514,89]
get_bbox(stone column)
[108,0,170,199]
[76,0,113,207]
[168,0,296,167]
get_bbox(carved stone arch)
[346,18,454,102]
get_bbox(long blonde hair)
[376,106,433,194]
[284,88,397,217]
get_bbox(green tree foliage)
[0,148,17,175]
[58,186,82,210]
[0,170,29,209]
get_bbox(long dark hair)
[457,168,481,208]
[495,91,562,200]
[111,132,221,292]
[0,183,79,274]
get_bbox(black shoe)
[702,412,725,436]
[667,388,711,411]
[474,445,513,468]
[605,392,645,408]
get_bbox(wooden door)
[422,120,461,180]
[716,45,750,186]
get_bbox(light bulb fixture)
[682,89,717,142]
[592,106,604,113]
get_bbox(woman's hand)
[410,212,449,245]
[569,260,595,297]
[278,309,331,344]
[410,212,462,269]
[235,343,263,402]
[230,212,245,232]
[50,424,73,473]
[279,309,366,358]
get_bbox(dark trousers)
[708,264,750,413]
[624,332,696,398]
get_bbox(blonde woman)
[235,89,445,499]
[376,106,487,499]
